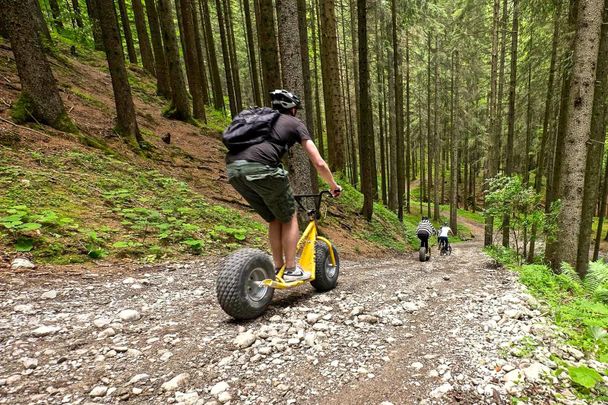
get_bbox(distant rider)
[416,217,436,252]
[438,223,453,251]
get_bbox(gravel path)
[0,241,599,404]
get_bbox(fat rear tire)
[419,247,426,262]
[311,242,340,292]
[216,248,275,320]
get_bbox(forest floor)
[0,235,597,405]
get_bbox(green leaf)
[15,237,34,252]
[568,366,602,389]
[599,353,608,363]
[17,222,42,231]
[590,326,608,341]
[112,241,130,248]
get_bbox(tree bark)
[502,0,519,248]
[97,0,142,145]
[276,0,316,195]
[145,0,171,97]
[257,0,281,102]
[243,0,262,106]
[555,0,604,277]
[72,0,84,28]
[30,0,53,47]
[405,33,411,213]
[579,0,608,268]
[450,50,458,235]
[224,0,242,111]
[392,0,404,221]
[132,0,155,75]
[358,0,374,220]
[178,0,206,121]
[312,0,324,156]
[200,0,224,110]
[117,0,138,63]
[157,0,191,120]
[48,0,64,30]
[297,0,315,135]
[485,0,500,246]
[216,0,238,116]
[320,0,346,172]
[594,139,608,260]
[192,1,210,106]
[3,0,73,131]
[86,0,104,51]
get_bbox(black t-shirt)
[226,113,312,166]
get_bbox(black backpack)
[222,107,280,152]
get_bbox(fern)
[560,262,582,284]
[593,286,608,304]
[586,261,608,297]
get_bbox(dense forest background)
[1,0,607,279]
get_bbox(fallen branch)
[0,116,51,138]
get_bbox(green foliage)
[568,366,603,389]
[586,261,608,298]
[484,175,557,263]
[0,149,265,263]
[205,107,232,133]
[11,94,34,124]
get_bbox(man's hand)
[330,185,342,197]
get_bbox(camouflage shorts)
[226,160,296,223]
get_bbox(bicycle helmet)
[270,89,302,111]
[421,216,429,221]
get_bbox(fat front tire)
[216,248,275,320]
[311,242,340,292]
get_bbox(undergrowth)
[0,148,265,263]
[486,246,608,400]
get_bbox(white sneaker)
[283,266,310,282]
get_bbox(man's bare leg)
[282,214,300,268]
[268,220,284,269]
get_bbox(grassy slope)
[0,38,418,265]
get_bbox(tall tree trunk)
[502,0,518,248]
[158,0,191,120]
[523,38,533,186]
[297,0,315,135]
[217,0,238,116]
[145,0,171,97]
[450,50,458,234]
[243,0,262,106]
[528,1,562,261]
[358,0,373,220]
[485,0,500,246]
[320,0,346,172]
[433,37,440,221]
[132,0,155,75]
[546,0,578,267]
[86,0,104,50]
[377,23,388,206]
[178,0,206,121]
[30,0,53,47]
[48,0,64,30]
[71,0,83,28]
[224,0,243,111]
[192,1,210,106]
[3,0,73,131]
[312,0,324,155]
[496,0,508,172]
[555,0,604,277]
[594,147,608,260]
[578,0,608,268]
[405,33,411,213]
[257,0,281,102]
[117,0,138,63]
[201,0,224,110]
[392,0,404,221]
[97,0,142,145]
[426,33,432,218]
[276,0,316,195]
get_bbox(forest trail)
[0,240,564,404]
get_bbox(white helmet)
[270,89,302,111]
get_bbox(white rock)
[6,375,21,385]
[402,302,419,312]
[175,391,199,405]
[11,258,35,269]
[522,362,551,382]
[234,331,256,349]
[41,290,57,299]
[306,313,321,324]
[210,381,229,396]
[21,357,38,369]
[502,369,523,383]
[32,325,60,337]
[118,309,141,322]
[132,387,143,395]
[358,315,379,324]
[122,277,136,284]
[89,386,108,397]
[566,347,584,360]
[350,307,364,317]
[128,374,149,385]
[218,391,232,403]
[410,362,424,370]
[304,332,317,347]
[98,328,116,339]
[13,304,33,313]
[429,383,453,398]
[160,351,173,362]
[312,322,329,331]
[161,373,189,391]
[93,318,111,329]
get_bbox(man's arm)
[301,140,341,196]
